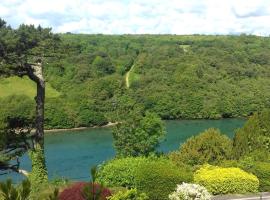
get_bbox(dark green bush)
[134,159,193,200]
[169,128,232,166]
[233,110,270,159]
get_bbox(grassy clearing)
[0,76,60,98]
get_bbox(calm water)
[1,119,245,182]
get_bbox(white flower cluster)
[169,183,211,200]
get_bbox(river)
[1,119,245,182]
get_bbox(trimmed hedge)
[97,157,152,188]
[194,165,259,195]
[134,159,193,200]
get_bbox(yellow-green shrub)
[194,165,259,195]
[108,189,149,200]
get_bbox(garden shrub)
[169,128,232,166]
[233,110,270,159]
[97,157,152,188]
[241,161,270,192]
[108,188,149,200]
[134,159,193,200]
[239,159,270,192]
[168,183,211,200]
[194,165,259,195]
[219,158,270,192]
[58,182,111,200]
[0,179,31,200]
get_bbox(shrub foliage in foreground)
[108,188,149,200]
[134,159,193,200]
[97,157,152,188]
[233,110,270,159]
[220,158,270,192]
[194,165,259,195]
[170,128,232,166]
[169,183,211,200]
[0,179,31,200]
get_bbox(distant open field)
[0,76,60,98]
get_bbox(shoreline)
[43,117,246,133]
[44,122,118,133]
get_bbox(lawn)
[0,76,60,98]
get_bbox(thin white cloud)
[1,0,270,36]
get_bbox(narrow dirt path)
[125,63,135,88]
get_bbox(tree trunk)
[28,62,48,185]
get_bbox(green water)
[1,119,245,182]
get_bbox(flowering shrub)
[169,183,211,200]
[59,182,111,200]
[194,165,259,195]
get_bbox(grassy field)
[0,76,60,98]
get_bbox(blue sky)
[1,0,270,35]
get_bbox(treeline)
[1,34,270,128]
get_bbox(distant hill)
[1,34,270,128]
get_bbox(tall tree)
[113,110,165,157]
[0,19,60,184]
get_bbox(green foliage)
[0,95,35,125]
[0,95,32,173]
[239,160,270,192]
[92,55,116,76]
[134,159,193,200]
[194,165,259,195]
[0,179,31,200]
[220,158,270,192]
[30,178,69,200]
[233,110,270,159]
[170,128,232,166]
[97,157,152,188]
[113,112,165,157]
[46,188,59,200]
[2,33,270,129]
[108,189,149,200]
[29,144,48,190]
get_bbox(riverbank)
[44,122,118,133]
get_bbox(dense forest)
[1,34,270,129]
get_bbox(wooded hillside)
[1,34,270,128]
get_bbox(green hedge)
[194,165,259,195]
[134,159,193,200]
[97,157,152,188]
